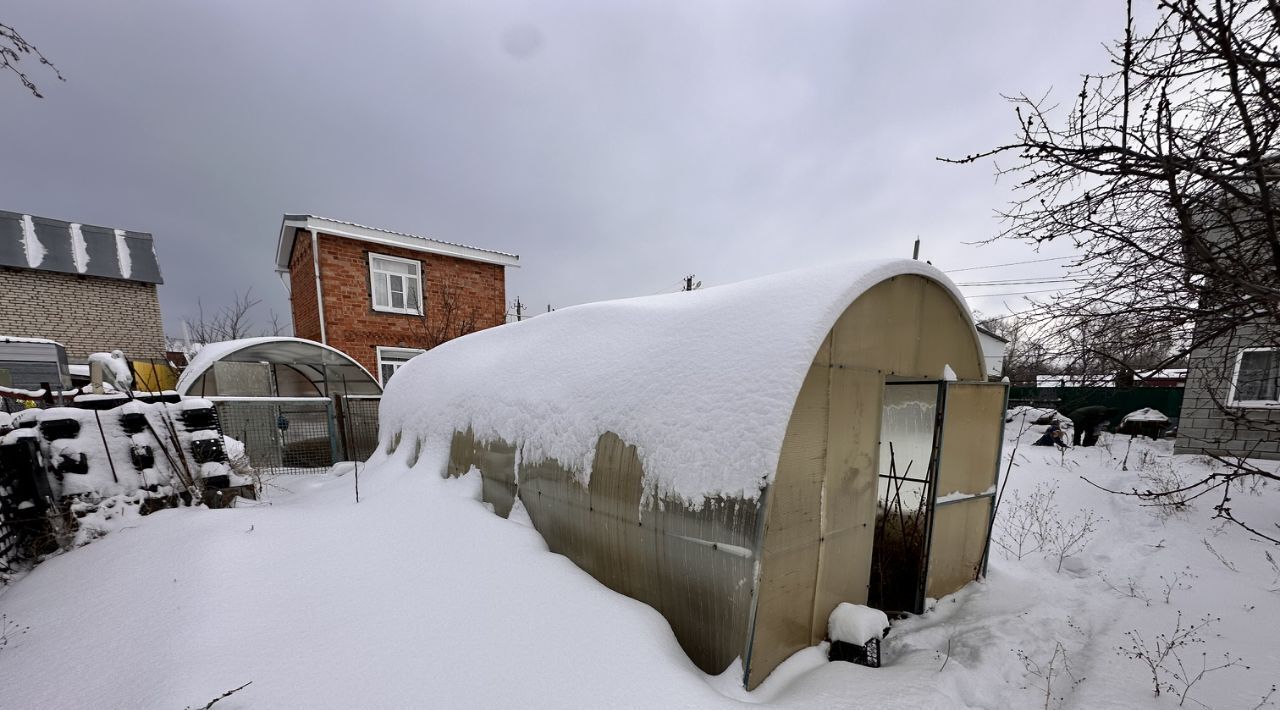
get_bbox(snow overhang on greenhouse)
[175,337,381,398]
[373,258,1009,690]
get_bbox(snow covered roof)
[0,210,163,284]
[176,337,381,397]
[380,258,980,503]
[974,324,1009,343]
[275,214,520,272]
[1035,369,1187,388]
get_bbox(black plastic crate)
[189,437,226,464]
[130,444,155,470]
[180,406,219,431]
[119,412,149,435]
[53,451,88,475]
[38,418,81,441]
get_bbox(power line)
[961,287,1073,297]
[944,255,1077,274]
[955,277,1082,287]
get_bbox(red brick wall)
[289,235,321,342]
[288,231,507,377]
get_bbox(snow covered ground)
[0,423,1277,709]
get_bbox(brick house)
[1173,190,1280,461]
[0,210,166,362]
[275,215,519,383]
[1175,320,1280,461]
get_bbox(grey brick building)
[1175,320,1280,461]
[0,210,166,362]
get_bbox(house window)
[369,253,423,315]
[1230,348,1280,406]
[376,346,426,385]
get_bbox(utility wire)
[944,255,1077,274]
[955,277,1083,287]
[960,287,1072,297]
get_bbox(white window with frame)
[1229,347,1280,407]
[376,346,426,385]
[369,253,423,315]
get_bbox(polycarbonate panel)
[810,367,882,639]
[748,362,828,689]
[936,383,1006,497]
[449,429,760,678]
[211,361,272,396]
[921,381,1005,601]
[924,497,991,599]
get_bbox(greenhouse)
[175,337,381,398]
[374,259,1006,689]
[175,337,382,474]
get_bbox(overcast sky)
[2,0,1125,335]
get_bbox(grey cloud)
[0,0,1121,335]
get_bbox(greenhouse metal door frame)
[872,380,945,615]
[872,379,1007,615]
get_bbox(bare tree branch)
[953,0,1280,541]
[1,22,63,98]
[182,288,274,343]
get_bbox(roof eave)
[276,214,520,269]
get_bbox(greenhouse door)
[922,382,1007,601]
[869,381,944,615]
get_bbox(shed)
[375,259,1007,689]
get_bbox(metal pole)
[340,373,358,504]
[92,410,120,484]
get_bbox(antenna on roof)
[912,237,921,260]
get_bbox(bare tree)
[947,0,1280,541]
[267,309,287,337]
[976,312,1060,384]
[2,22,63,97]
[183,289,288,344]
[424,278,481,349]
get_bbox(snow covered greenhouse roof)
[380,258,982,502]
[176,337,381,398]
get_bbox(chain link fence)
[335,396,380,464]
[212,397,381,476]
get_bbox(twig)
[185,681,252,710]
[1201,538,1238,572]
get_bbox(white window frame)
[368,252,424,315]
[376,346,426,386]
[1227,347,1280,408]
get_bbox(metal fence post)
[326,398,341,466]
